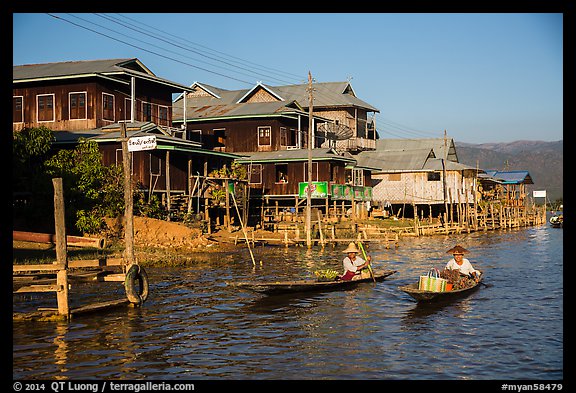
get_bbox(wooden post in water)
[120,122,135,269]
[53,178,69,317]
[165,150,171,220]
[412,202,419,236]
[225,179,231,231]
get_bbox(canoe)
[227,270,397,295]
[549,215,563,228]
[398,279,483,303]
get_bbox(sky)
[12,13,564,144]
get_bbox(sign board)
[533,190,547,198]
[128,135,157,152]
[298,181,329,198]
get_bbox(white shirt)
[343,255,365,273]
[445,258,481,276]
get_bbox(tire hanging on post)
[124,264,149,305]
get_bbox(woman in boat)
[340,242,372,281]
[445,245,481,282]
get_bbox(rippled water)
[13,223,563,380]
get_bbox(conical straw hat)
[343,242,360,253]
[447,245,469,255]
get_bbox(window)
[258,126,271,146]
[189,129,202,143]
[275,164,288,183]
[102,93,115,121]
[280,127,287,147]
[249,164,262,184]
[150,153,162,176]
[353,168,364,186]
[142,102,153,122]
[428,172,441,181]
[124,98,132,121]
[303,162,319,182]
[69,92,86,120]
[158,105,169,126]
[214,128,226,147]
[37,94,55,122]
[13,96,23,123]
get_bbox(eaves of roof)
[13,73,130,85]
[235,149,356,164]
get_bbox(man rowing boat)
[445,244,482,282]
[340,242,372,281]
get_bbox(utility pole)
[306,71,314,248]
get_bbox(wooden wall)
[13,78,175,132]
[186,117,308,152]
[248,160,351,196]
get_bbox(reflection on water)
[13,226,562,380]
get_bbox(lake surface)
[13,222,563,381]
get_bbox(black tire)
[124,264,149,305]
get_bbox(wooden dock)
[13,178,134,322]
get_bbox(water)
[13,224,563,380]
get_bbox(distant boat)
[550,215,563,228]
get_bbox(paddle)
[357,241,376,284]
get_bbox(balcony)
[335,137,376,152]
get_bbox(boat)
[227,270,397,296]
[398,278,483,303]
[549,215,563,228]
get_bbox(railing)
[335,137,376,151]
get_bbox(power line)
[114,13,304,82]
[47,13,254,85]
[47,13,443,139]
[92,13,298,85]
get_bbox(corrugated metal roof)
[271,82,379,112]
[376,138,458,161]
[13,58,138,79]
[174,81,379,113]
[13,58,192,91]
[174,100,307,121]
[357,148,434,172]
[481,170,534,184]
[235,148,357,164]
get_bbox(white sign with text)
[128,135,157,152]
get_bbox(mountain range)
[455,140,563,203]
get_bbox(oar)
[357,241,376,284]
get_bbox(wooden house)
[171,81,380,220]
[172,80,380,154]
[13,59,240,214]
[478,170,534,207]
[234,148,374,195]
[357,138,483,218]
[13,58,188,133]
[52,122,240,201]
[172,82,324,152]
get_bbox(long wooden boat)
[398,279,483,303]
[227,270,397,295]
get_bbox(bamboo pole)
[231,191,256,266]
